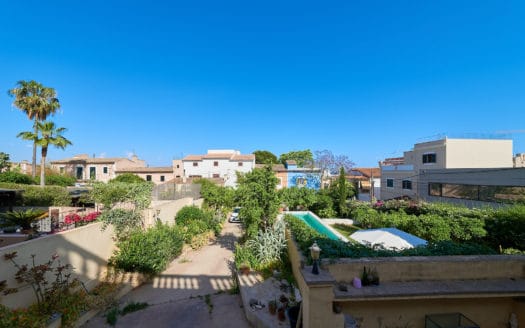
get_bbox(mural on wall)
[288,172,321,189]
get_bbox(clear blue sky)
[1,1,524,167]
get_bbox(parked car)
[229,207,242,223]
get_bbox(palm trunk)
[32,120,38,178]
[40,147,47,187]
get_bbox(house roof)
[255,164,286,172]
[183,153,255,161]
[115,167,173,173]
[51,157,128,164]
[352,167,381,178]
[381,157,405,166]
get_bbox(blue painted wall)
[287,171,321,190]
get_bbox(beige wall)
[131,172,174,185]
[0,222,115,309]
[380,170,417,200]
[445,139,513,168]
[326,255,525,283]
[342,298,520,328]
[143,197,197,227]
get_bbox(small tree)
[314,150,354,188]
[253,150,278,164]
[110,173,145,184]
[0,152,10,172]
[17,121,72,187]
[236,165,279,238]
[279,149,313,167]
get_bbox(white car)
[229,207,241,223]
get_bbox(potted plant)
[277,306,286,322]
[0,209,46,235]
[239,262,251,275]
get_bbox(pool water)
[291,212,341,241]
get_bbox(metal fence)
[152,183,201,201]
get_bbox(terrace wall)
[0,222,115,309]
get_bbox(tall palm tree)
[8,80,60,178]
[18,121,72,187]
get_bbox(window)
[402,180,412,190]
[213,161,219,167]
[428,183,442,196]
[386,179,394,188]
[76,167,83,180]
[103,167,108,174]
[212,173,220,178]
[422,153,437,164]
[59,167,64,174]
[176,164,180,169]
[160,176,165,182]
[89,167,96,180]
[193,162,198,167]
[296,177,307,187]
[238,162,243,167]
[146,175,152,181]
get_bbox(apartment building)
[182,150,255,187]
[380,138,524,206]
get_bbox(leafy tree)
[253,150,278,164]
[236,165,279,238]
[17,121,72,187]
[314,150,355,188]
[196,179,234,216]
[8,80,60,178]
[278,187,317,211]
[0,152,10,172]
[279,149,313,167]
[110,173,146,184]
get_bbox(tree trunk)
[32,120,38,178]
[40,147,47,187]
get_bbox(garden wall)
[143,197,199,227]
[325,254,525,283]
[0,222,115,309]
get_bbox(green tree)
[0,152,10,172]
[335,167,349,217]
[17,121,72,187]
[8,80,60,178]
[279,149,313,167]
[196,179,234,216]
[236,166,279,238]
[253,150,278,164]
[110,173,146,184]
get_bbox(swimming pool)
[290,211,348,242]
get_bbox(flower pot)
[277,307,286,322]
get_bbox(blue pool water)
[291,212,341,241]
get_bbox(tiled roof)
[232,154,255,161]
[353,167,381,178]
[203,153,235,159]
[183,155,204,161]
[115,167,173,173]
[51,157,127,164]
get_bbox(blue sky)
[1,1,524,167]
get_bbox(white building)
[182,150,255,187]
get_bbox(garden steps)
[333,278,525,302]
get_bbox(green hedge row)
[0,182,71,206]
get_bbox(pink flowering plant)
[63,211,101,228]
[64,213,82,226]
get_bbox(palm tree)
[8,80,60,178]
[18,121,72,187]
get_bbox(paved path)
[83,221,251,328]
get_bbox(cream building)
[380,138,519,205]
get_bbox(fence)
[152,183,201,201]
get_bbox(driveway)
[82,220,251,328]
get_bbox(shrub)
[175,206,208,226]
[246,220,286,267]
[99,209,143,241]
[175,206,221,240]
[110,223,184,274]
[0,171,35,184]
[234,243,258,270]
[485,205,525,250]
[110,173,146,184]
[40,174,76,186]
[0,209,47,231]
[20,185,71,206]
